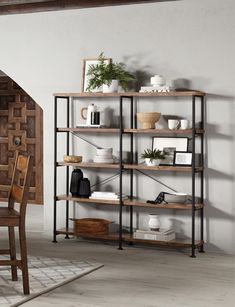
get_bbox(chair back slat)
[10,184,23,203]
[8,151,33,216]
[17,155,29,174]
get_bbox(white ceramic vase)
[145,158,161,166]
[150,75,166,87]
[148,214,160,231]
[103,80,119,93]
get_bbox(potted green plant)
[86,53,135,93]
[140,148,166,166]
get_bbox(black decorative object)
[78,178,91,198]
[70,169,83,197]
[147,192,170,204]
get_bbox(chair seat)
[0,207,20,226]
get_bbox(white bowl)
[164,193,187,204]
[94,154,113,159]
[96,148,113,156]
[93,158,114,164]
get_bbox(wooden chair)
[0,151,33,295]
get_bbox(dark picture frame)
[174,151,192,166]
[152,137,189,165]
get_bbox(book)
[135,228,174,235]
[89,195,128,200]
[76,124,103,128]
[139,86,171,93]
[89,191,128,200]
[92,191,117,196]
[133,228,175,241]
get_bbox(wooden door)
[0,76,43,204]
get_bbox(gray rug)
[0,255,103,307]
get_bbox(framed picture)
[82,57,111,92]
[152,137,189,165]
[174,151,192,166]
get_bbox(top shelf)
[53,91,205,98]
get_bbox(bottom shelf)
[123,234,203,248]
[56,229,120,241]
[56,229,203,248]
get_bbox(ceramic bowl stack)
[94,148,114,164]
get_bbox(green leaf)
[86,52,135,92]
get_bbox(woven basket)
[72,218,111,236]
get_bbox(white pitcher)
[81,104,97,125]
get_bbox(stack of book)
[89,191,128,200]
[133,228,175,241]
[139,85,171,93]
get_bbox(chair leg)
[19,224,30,295]
[8,226,18,281]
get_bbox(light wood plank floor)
[3,233,235,307]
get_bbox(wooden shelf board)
[123,199,204,210]
[123,235,203,248]
[56,229,119,241]
[123,164,203,172]
[56,195,204,209]
[56,229,203,248]
[54,91,205,97]
[56,162,203,172]
[56,162,120,169]
[57,127,204,135]
[57,195,119,205]
[57,127,119,133]
[124,128,204,135]
[76,233,120,241]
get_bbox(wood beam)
[0,0,178,15]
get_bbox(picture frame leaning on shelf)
[82,57,111,92]
[152,136,189,166]
[174,151,192,166]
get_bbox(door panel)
[0,76,43,204]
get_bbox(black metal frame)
[118,97,123,249]
[190,95,205,257]
[118,94,205,256]
[53,95,70,243]
[53,93,205,256]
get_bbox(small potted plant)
[86,53,135,93]
[140,148,166,166]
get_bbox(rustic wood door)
[0,76,43,204]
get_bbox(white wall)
[0,0,234,253]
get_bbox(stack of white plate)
[93,148,114,164]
